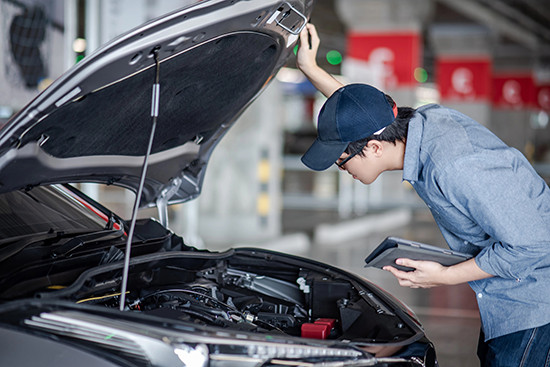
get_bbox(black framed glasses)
[336,150,360,168]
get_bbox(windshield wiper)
[50,229,124,259]
[0,228,122,263]
[0,230,83,263]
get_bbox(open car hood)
[0,0,310,207]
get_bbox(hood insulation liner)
[21,32,279,159]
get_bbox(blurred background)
[1,0,549,365]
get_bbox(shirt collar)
[402,109,424,183]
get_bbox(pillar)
[491,44,541,154]
[429,24,494,126]
[336,0,433,106]
[193,82,283,247]
[334,0,433,213]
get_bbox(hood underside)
[0,0,310,207]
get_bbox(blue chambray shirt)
[403,104,550,341]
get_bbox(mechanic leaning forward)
[296,23,550,366]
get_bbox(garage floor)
[282,207,481,367]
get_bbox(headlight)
[207,339,364,366]
[173,343,209,367]
[246,342,362,359]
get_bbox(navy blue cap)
[301,84,396,171]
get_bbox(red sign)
[536,84,550,111]
[436,57,492,102]
[492,73,535,109]
[346,32,420,87]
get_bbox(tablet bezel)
[364,237,473,272]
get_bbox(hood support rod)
[119,49,161,311]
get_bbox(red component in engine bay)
[314,318,336,329]
[301,318,336,339]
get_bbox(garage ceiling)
[304,0,550,77]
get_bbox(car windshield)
[0,185,108,243]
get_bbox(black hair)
[344,95,415,157]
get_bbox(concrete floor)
[282,207,482,367]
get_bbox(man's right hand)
[296,23,343,98]
[296,23,320,73]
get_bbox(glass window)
[0,185,107,241]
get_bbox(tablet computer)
[364,236,473,272]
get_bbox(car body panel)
[0,184,435,366]
[0,1,437,366]
[0,0,308,208]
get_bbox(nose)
[337,164,346,171]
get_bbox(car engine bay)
[56,247,418,345]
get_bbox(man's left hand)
[383,259,449,288]
[383,257,493,288]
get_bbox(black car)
[0,1,437,366]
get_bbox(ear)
[365,140,384,157]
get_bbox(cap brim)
[301,138,348,171]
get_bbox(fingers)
[305,23,319,47]
[383,261,421,287]
[383,265,411,282]
[299,24,308,43]
[383,260,444,289]
[299,24,309,46]
[395,258,421,269]
[299,23,319,51]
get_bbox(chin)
[358,176,378,185]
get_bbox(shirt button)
[463,241,468,245]
[477,293,483,299]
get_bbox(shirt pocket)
[430,201,489,244]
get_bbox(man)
[296,24,550,366]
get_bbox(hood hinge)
[156,176,183,228]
